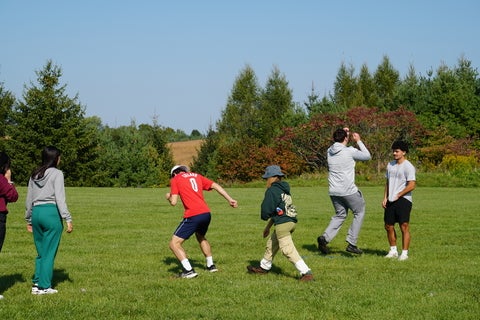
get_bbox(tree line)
[1,56,479,187]
[192,56,479,182]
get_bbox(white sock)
[390,246,398,252]
[206,256,214,267]
[401,250,408,256]
[260,258,272,271]
[294,260,311,275]
[181,259,192,271]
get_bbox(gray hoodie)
[25,167,72,223]
[327,141,371,196]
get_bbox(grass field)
[0,185,479,319]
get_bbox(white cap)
[170,165,188,177]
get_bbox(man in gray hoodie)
[317,128,371,254]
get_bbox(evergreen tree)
[217,65,261,140]
[0,82,15,151]
[6,60,98,186]
[333,62,356,110]
[191,126,219,179]
[373,55,400,110]
[395,64,420,110]
[258,66,295,145]
[357,63,377,107]
[304,83,322,116]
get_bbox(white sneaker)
[33,287,58,295]
[31,285,39,294]
[398,254,409,261]
[0,294,4,300]
[385,251,398,258]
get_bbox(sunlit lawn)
[0,185,479,319]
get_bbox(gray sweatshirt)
[25,167,72,223]
[327,141,371,196]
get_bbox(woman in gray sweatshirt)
[25,146,73,295]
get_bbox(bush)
[439,154,479,173]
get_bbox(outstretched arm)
[211,182,238,208]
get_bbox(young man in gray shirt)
[317,128,371,254]
[382,141,416,261]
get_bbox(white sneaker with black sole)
[178,269,198,279]
[33,287,58,295]
[206,264,218,272]
[31,285,39,294]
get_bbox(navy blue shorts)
[384,197,412,225]
[173,212,211,240]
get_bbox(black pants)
[0,212,7,252]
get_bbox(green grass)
[1,186,479,319]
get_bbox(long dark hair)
[0,152,11,175]
[31,146,61,179]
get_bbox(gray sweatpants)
[323,191,366,246]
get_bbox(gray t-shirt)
[386,159,416,203]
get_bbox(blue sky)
[1,0,479,133]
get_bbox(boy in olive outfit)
[247,165,313,281]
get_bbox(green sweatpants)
[31,204,63,289]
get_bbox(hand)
[66,222,73,233]
[26,224,33,233]
[4,169,12,182]
[165,192,171,200]
[229,199,238,208]
[382,198,388,209]
[351,132,361,142]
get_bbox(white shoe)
[0,294,4,300]
[385,251,398,258]
[33,287,58,295]
[398,254,409,261]
[31,284,39,294]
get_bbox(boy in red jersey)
[166,165,238,278]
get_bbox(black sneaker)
[247,265,269,274]
[177,269,198,279]
[317,236,330,254]
[206,264,218,272]
[346,243,363,254]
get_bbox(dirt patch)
[168,139,204,167]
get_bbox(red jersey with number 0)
[170,172,214,218]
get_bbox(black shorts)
[384,197,412,225]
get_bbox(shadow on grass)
[0,273,25,294]
[52,268,73,287]
[245,260,297,280]
[163,256,223,275]
[361,248,387,256]
[302,243,386,257]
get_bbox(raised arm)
[211,182,238,208]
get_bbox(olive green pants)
[31,204,63,289]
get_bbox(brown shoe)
[247,265,268,274]
[300,272,314,282]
